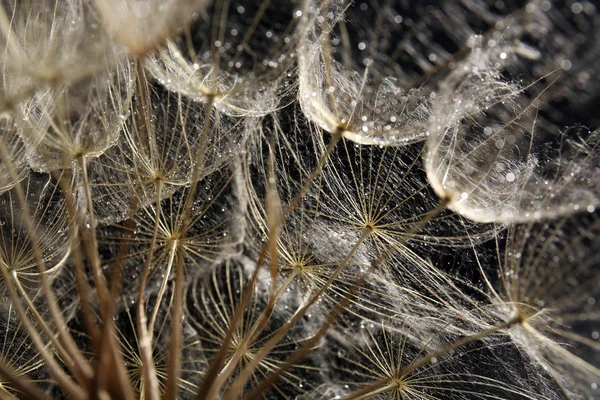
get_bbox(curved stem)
[149,240,178,334]
[11,271,73,365]
[78,156,109,305]
[135,181,164,400]
[0,263,84,399]
[0,139,92,386]
[166,248,185,400]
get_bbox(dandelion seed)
[474,216,600,398]
[297,0,432,145]
[425,39,600,223]
[145,1,297,117]
[95,0,211,57]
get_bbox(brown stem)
[166,249,186,400]
[0,139,91,389]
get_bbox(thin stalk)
[0,264,84,399]
[136,307,160,400]
[226,0,271,75]
[149,240,178,333]
[135,180,164,400]
[217,154,284,378]
[10,272,74,364]
[194,248,274,400]
[77,155,109,306]
[57,169,133,400]
[282,127,343,220]
[109,322,137,400]
[0,139,92,385]
[134,62,163,400]
[65,215,100,344]
[137,179,164,306]
[179,95,215,226]
[265,139,281,309]
[55,168,103,356]
[273,269,298,300]
[157,89,215,400]
[90,218,138,400]
[165,248,185,400]
[194,265,258,400]
[199,150,285,399]
[77,155,137,398]
[164,96,218,400]
[78,153,137,396]
[109,218,139,399]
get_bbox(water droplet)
[561,59,572,71]
[571,2,583,14]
